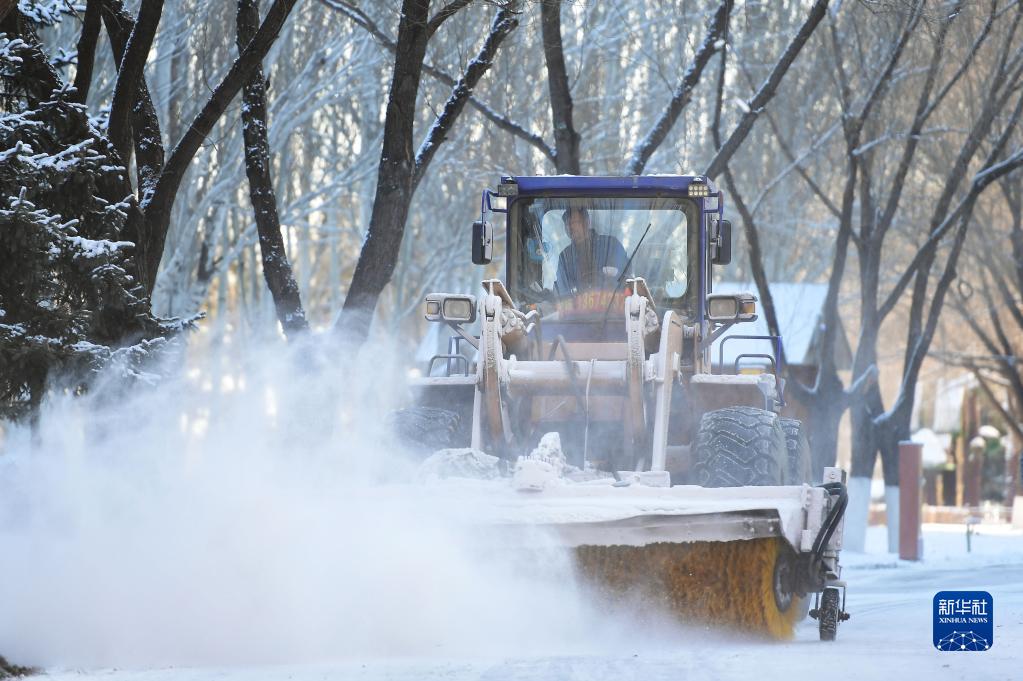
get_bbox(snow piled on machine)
[418,448,501,481]
[0,340,654,670]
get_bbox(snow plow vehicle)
[399,175,850,640]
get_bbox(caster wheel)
[819,586,841,641]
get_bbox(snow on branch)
[321,0,554,161]
[16,0,77,26]
[626,0,732,176]
[413,1,520,187]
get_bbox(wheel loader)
[397,175,850,641]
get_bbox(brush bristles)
[574,537,803,640]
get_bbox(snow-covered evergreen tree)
[0,32,183,420]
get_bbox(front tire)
[691,406,788,487]
[388,406,461,454]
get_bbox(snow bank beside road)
[843,523,1023,569]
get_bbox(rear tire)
[389,406,461,454]
[779,417,813,485]
[692,407,787,487]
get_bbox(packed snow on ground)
[21,522,1023,681]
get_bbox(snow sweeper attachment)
[400,175,851,640]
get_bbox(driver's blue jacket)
[553,230,628,295]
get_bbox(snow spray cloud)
[0,334,678,669]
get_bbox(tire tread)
[692,406,787,487]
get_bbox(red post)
[899,441,923,561]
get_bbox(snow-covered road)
[39,525,1023,681]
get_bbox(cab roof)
[503,175,718,195]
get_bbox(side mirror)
[472,220,493,265]
[706,292,757,323]
[712,219,732,266]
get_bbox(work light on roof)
[688,180,710,198]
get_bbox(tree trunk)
[72,0,101,104]
[140,0,300,294]
[334,1,517,344]
[540,0,580,174]
[802,381,845,480]
[100,0,166,196]
[236,0,308,339]
[334,0,431,343]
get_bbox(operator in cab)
[553,207,628,296]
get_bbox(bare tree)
[236,0,308,339]
[713,0,913,475]
[852,3,1023,494]
[942,173,1023,501]
[724,0,1023,546]
[331,0,521,344]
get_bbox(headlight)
[707,292,757,323]
[443,297,474,322]
[425,293,477,324]
[708,296,738,319]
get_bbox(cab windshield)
[510,196,693,322]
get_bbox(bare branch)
[320,0,554,160]
[413,2,520,186]
[426,0,472,38]
[107,0,163,169]
[626,0,732,175]
[704,0,829,180]
[757,110,841,217]
[71,0,101,104]
[879,92,1023,322]
[837,3,923,148]
[875,3,973,245]
[919,1,996,121]
[750,120,841,215]
[142,0,300,292]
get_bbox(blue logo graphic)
[934,591,993,651]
